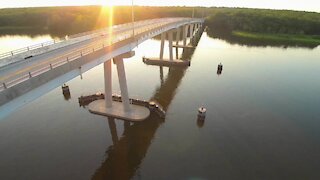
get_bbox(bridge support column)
[176,27,180,46]
[183,25,188,46]
[190,24,194,40]
[104,60,113,108]
[160,33,166,60]
[168,31,173,61]
[175,28,180,59]
[195,24,199,33]
[115,57,131,112]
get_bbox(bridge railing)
[67,18,159,39]
[0,39,64,60]
[0,18,203,92]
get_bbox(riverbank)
[205,8,319,48]
[232,31,320,47]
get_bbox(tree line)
[0,6,319,37]
[205,8,320,35]
[0,6,199,37]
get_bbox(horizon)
[0,5,319,14]
[0,0,319,13]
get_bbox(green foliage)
[0,6,199,37]
[0,6,319,39]
[205,8,320,35]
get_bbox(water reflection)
[91,37,199,179]
[107,117,119,145]
[206,28,319,49]
[92,114,164,179]
[63,91,71,101]
[197,117,205,128]
[217,63,223,76]
[159,66,164,85]
[0,28,49,38]
[0,35,53,54]
[0,27,87,39]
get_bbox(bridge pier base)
[89,51,150,121]
[143,57,190,67]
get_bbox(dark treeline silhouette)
[1,6,319,47]
[0,6,203,37]
[205,8,320,35]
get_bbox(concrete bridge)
[92,42,200,179]
[0,17,204,120]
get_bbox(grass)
[232,31,320,46]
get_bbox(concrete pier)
[172,45,194,49]
[89,51,150,121]
[89,100,150,121]
[143,57,190,67]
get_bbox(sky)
[0,0,319,12]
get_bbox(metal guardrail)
[0,18,204,92]
[0,39,64,59]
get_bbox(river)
[0,32,319,179]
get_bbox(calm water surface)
[0,32,319,179]
[0,35,53,54]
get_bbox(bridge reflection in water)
[91,41,198,180]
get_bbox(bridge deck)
[0,18,172,87]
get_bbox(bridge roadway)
[0,18,186,90]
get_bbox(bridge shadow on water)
[91,40,198,180]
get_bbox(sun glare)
[98,1,114,44]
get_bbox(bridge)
[0,17,204,120]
